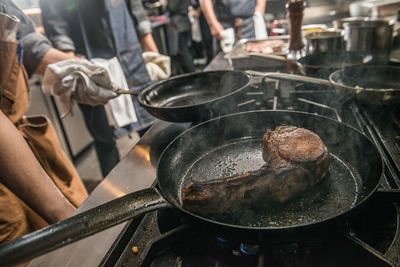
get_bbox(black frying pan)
[134,70,252,122]
[248,65,400,105]
[330,65,400,105]
[296,51,371,78]
[0,111,383,265]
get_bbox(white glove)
[220,28,235,54]
[253,11,268,40]
[142,52,171,82]
[42,58,119,117]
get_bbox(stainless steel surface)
[53,98,94,157]
[333,17,370,29]
[305,30,345,55]
[227,36,289,70]
[342,19,394,63]
[27,121,190,267]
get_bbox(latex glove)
[42,58,119,117]
[142,52,171,82]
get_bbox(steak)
[182,126,330,215]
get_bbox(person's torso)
[215,0,256,21]
[64,0,151,90]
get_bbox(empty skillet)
[0,111,383,265]
[248,65,400,105]
[296,51,371,78]
[136,70,252,122]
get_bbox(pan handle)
[0,187,171,266]
[114,88,140,95]
[246,70,333,87]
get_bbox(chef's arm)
[0,111,75,224]
[140,33,159,52]
[255,0,266,15]
[39,0,76,53]
[34,47,78,75]
[128,0,159,52]
[200,0,225,40]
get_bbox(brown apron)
[0,40,88,244]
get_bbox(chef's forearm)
[34,48,78,75]
[200,0,225,40]
[0,111,75,224]
[200,0,219,27]
[255,0,266,15]
[140,33,159,52]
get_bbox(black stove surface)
[102,77,400,267]
[112,197,399,266]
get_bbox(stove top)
[99,77,400,267]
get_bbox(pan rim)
[296,51,369,70]
[156,110,384,231]
[137,70,252,109]
[329,65,400,93]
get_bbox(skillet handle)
[114,88,140,95]
[0,187,171,266]
[246,70,333,87]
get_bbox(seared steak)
[182,126,330,215]
[262,126,330,202]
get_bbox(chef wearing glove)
[200,0,268,53]
[42,58,120,117]
[39,0,158,177]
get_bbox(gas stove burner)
[240,243,260,255]
[156,209,186,234]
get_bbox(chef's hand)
[210,21,225,40]
[42,58,119,117]
[60,67,119,106]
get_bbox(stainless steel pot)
[332,17,368,29]
[342,19,394,63]
[304,30,345,55]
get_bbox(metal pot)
[332,17,368,29]
[342,19,394,63]
[304,30,345,55]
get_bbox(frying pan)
[248,65,400,105]
[0,111,383,265]
[124,70,252,122]
[296,51,372,78]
